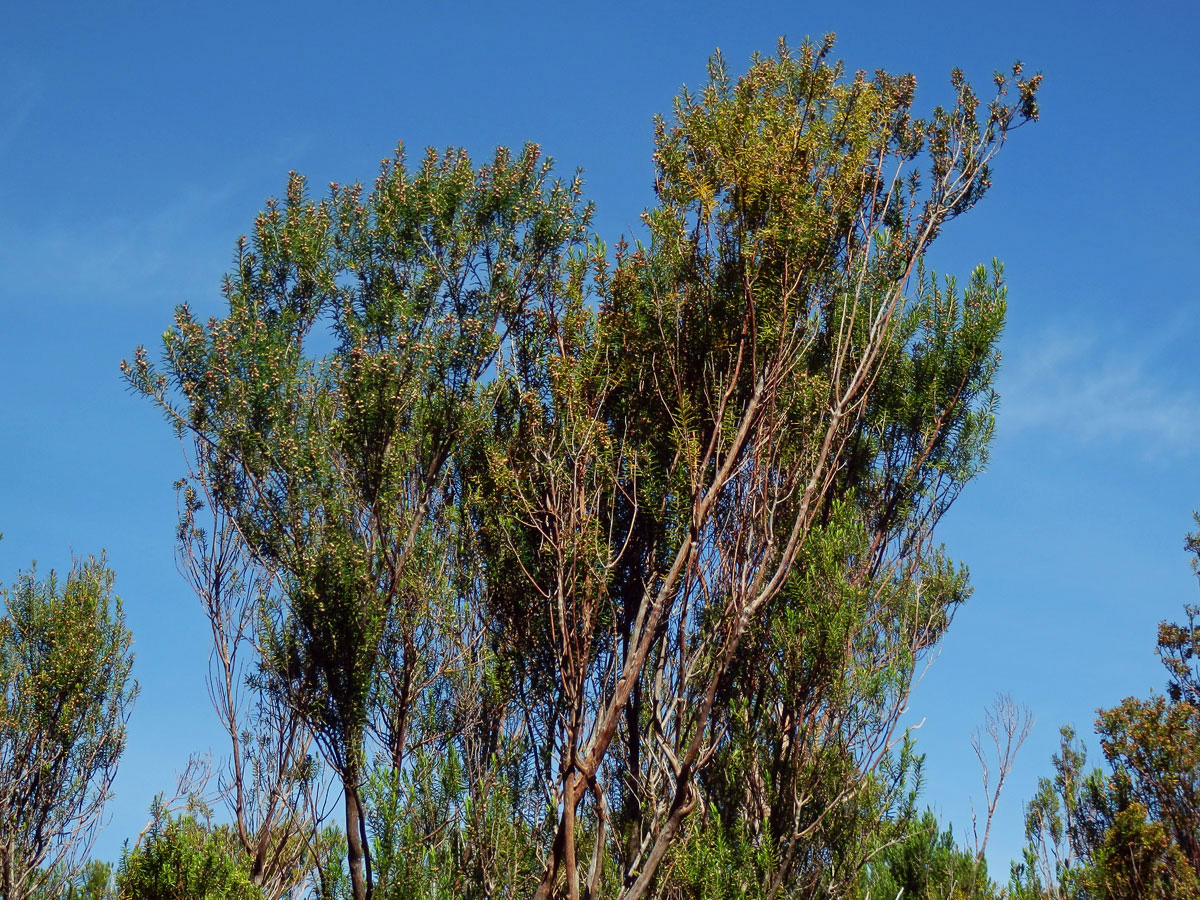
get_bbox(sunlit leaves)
[0,556,136,900]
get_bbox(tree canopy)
[0,556,136,900]
[123,35,1043,900]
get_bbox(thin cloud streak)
[0,180,242,305]
[0,67,41,153]
[999,328,1200,456]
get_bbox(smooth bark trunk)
[345,780,369,900]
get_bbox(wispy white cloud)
[0,66,42,153]
[0,180,243,305]
[0,134,322,307]
[999,324,1200,456]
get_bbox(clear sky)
[1,0,1197,878]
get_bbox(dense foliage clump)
[0,557,136,900]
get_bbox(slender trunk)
[250,838,267,887]
[622,678,642,866]
[620,769,700,900]
[359,788,374,892]
[564,779,579,900]
[535,775,587,900]
[345,778,369,900]
[620,556,645,872]
[584,780,608,900]
[2,841,13,900]
[390,653,412,774]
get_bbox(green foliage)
[1012,519,1200,900]
[1088,802,1198,900]
[366,752,463,898]
[70,861,116,900]
[0,556,136,900]
[127,141,591,900]
[864,809,995,900]
[594,36,1032,897]
[659,809,775,900]
[115,806,263,900]
[1009,726,1094,900]
[26,860,115,900]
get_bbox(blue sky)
[1,0,1197,877]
